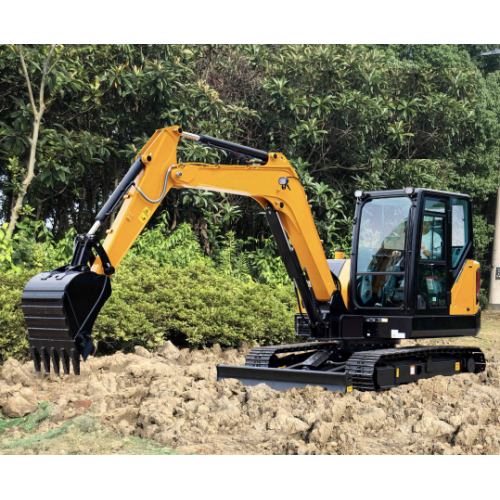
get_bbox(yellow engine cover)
[450,260,480,315]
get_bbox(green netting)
[0,413,181,455]
[0,401,53,435]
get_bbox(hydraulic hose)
[133,165,174,204]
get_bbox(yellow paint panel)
[92,127,180,274]
[455,362,460,371]
[450,260,479,315]
[346,386,353,393]
[338,260,351,310]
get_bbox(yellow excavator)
[21,126,485,391]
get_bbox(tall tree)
[6,44,57,236]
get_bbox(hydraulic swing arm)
[22,126,336,375]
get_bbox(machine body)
[21,126,485,390]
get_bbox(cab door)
[415,196,449,315]
[449,197,478,315]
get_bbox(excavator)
[21,126,485,392]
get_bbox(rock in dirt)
[2,389,38,418]
[134,346,152,359]
[157,341,180,360]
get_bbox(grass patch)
[0,413,181,455]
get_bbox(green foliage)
[2,44,492,266]
[0,269,32,361]
[0,223,20,272]
[1,219,77,272]
[130,218,205,268]
[131,217,290,286]
[0,248,296,361]
[5,157,22,196]
[94,257,296,352]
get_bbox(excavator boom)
[93,127,334,301]
[22,126,334,375]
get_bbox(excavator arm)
[93,126,333,299]
[22,126,335,375]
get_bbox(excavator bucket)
[22,267,111,375]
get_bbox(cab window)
[355,196,411,308]
[451,198,470,268]
[357,197,411,273]
[420,215,444,261]
[424,199,446,214]
[417,198,447,311]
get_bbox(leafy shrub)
[95,257,296,352]
[130,218,290,287]
[129,219,206,268]
[0,269,34,362]
[0,256,296,362]
[0,223,20,272]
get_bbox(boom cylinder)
[180,129,269,162]
[95,157,145,225]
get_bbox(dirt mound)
[1,343,500,455]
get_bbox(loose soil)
[1,312,499,455]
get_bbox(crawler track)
[346,346,486,391]
[243,343,486,392]
[245,342,339,368]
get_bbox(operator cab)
[319,188,480,341]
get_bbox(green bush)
[0,269,34,362]
[95,257,296,352]
[0,257,296,362]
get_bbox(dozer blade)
[216,365,352,392]
[22,267,111,375]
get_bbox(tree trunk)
[6,44,56,238]
[7,114,41,235]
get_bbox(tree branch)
[18,45,37,115]
[6,44,59,238]
[47,45,68,75]
[36,185,67,205]
[313,164,369,173]
[39,44,57,112]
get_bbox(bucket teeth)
[30,345,80,375]
[50,347,60,375]
[31,346,41,372]
[40,346,51,373]
[60,348,70,375]
[70,349,80,376]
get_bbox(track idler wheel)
[22,266,111,375]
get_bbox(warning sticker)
[391,329,405,339]
[139,207,151,223]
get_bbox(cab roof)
[363,188,471,199]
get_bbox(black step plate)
[217,364,351,392]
